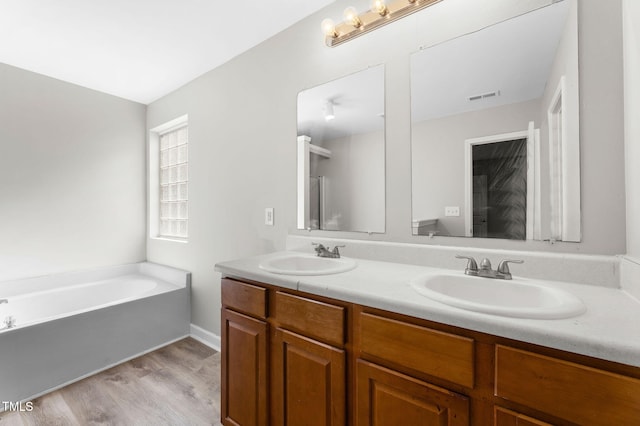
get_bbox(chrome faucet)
[3,315,15,329]
[312,243,344,259]
[456,255,523,280]
[0,299,7,305]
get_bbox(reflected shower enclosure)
[297,65,386,234]
[471,139,527,240]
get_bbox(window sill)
[150,236,188,244]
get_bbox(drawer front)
[495,345,640,426]
[274,291,345,347]
[359,313,475,388]
[221,278,267,319]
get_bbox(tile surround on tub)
[286,235,620,289]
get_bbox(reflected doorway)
[472,139,527,239]
[465,127,537,240]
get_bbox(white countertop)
[215,251,640,368]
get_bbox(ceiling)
[0,0,335,104]
[411,0,569,123]
[297,65,385,142]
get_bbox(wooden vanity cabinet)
[221,278,348,426]
[221,277,640,426]
[355,309,473,425]
[494,345,640,426]
[221,279,268,426]
[494,407,552,426]
[271,291,347,426]
[356,359,469,425]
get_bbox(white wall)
[624,0,640,259]
[147,0,627,335]
[0,63,147,280]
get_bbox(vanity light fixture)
[321,18,338,38]
[322,0,443,47]
[371,0,389,16]
[343,6,363,28]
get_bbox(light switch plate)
[445,206,460,217]
[265,208,274,226]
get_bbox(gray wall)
[147,0,627,335]
[0,63,146,281]
[624,0,640,259]
[314,130,385,233]
[411,99,541,236]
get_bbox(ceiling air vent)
[468,90,501,102]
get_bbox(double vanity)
[216,239,640,426]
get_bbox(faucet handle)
[497,259,524,276]
[455,255,478,275]
[4,316,15,329]
[312,242,325,256]
[479,258,492,271]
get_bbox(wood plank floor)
[0,338,222,426]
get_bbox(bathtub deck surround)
[0,262,191,404]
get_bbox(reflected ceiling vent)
[468,90,501,102]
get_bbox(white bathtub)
[0,262,190,404]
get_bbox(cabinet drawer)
[221,278,267,319]
[274,291,345,347]
[359,313,474,388]
[495,345,640,426]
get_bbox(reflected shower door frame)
[464,123,540,239]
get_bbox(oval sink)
[409,273,586,319]
[259,253,357,276]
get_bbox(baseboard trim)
[190,324,221,351]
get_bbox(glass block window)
[159,125,188,239]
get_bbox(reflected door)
[469,137,527,240]
[473,175,488,237]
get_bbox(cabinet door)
[494,407,552,426]
[356,360,469,426]
[222,308,268,426]
[271,327,346,426]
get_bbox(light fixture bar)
[324,0,443,47]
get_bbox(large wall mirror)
[410,0,580,242]
[297,65,386,233]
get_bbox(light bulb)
[323,101,335,121]
[370,0,388,16]
[321,18,338,38]
[343,6,362,28]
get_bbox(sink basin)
[409,273,586,319]
[259,253,357,276]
